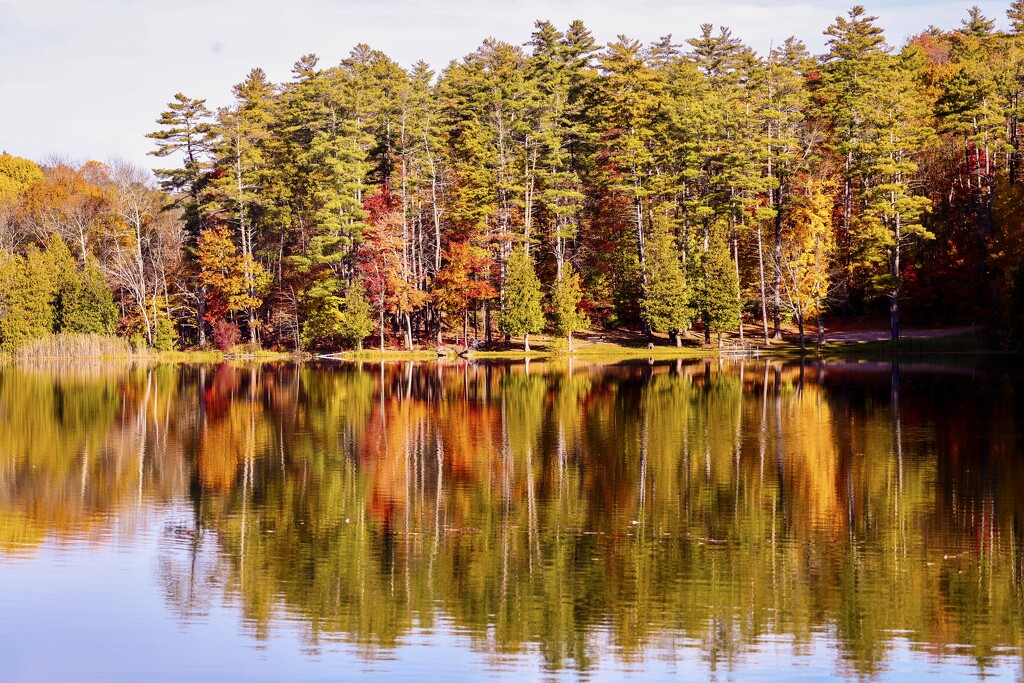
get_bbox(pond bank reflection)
[0,358,1021,679]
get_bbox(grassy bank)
[4,329,1004,365]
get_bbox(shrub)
[212,319,242,351]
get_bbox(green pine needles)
[500,245,545,352]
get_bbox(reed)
[15,333,135,360]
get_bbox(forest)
[3,3,1024,353]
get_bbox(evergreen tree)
[62,257,118,335]
[500,244,545,351]
[753,37,816,340]
[526,20,588,277]
[696,229,740,348]
[551,262,589,352]
[819,6,889,316]
[641,215,691,346]
[961,6,995,38]
[0,246,56,352]
[854,50,935,343]
[338,282,374,351]
[210,68,279,338]
[47,235,117,335]
[937,30,1007,304]
[1010,1,1024,34]
[120,18,1024,354]
[147,93,215,237]
[596,36,667,326]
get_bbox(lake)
[0,358,1022,681]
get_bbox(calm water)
[1,358,1022,681]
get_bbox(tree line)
[4,4,1024,352]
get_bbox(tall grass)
[15,333,135,360]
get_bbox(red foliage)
[433,240,497,317]
[212,319,242,351]
[910,32,952,67]
[363,184,401,225]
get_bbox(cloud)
[0,0,1013,166]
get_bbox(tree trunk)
[889,290,900,344]
[524,332,530,353]
[773,189,783,339]
[734,237,743,346]
[890,221,901,345]
[633,185,650,331]
[405,312,413,351]
[567,332,573,353]
[756,226,770,345]
[816,314,824,349]
[463,310,469,352]
[675,331,682,348]
[197,288,207,348]
[797,316,805,352]
[379,307,385,354]
[840,154,853,323]
[717,331,723,350]
[485,301,492,346]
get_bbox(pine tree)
[697,228,740,348]
[937,29,1008,304]
[147,93,215,238]
[961,6,995,38]
[278,54,371,349]
[854,51,935,343]
[641,215,691,346]
[819,6,890,317]
[0,246,57,352]
[551,263,589,351]
[752,37,815,340]
[526,21,588,277]
[210,68,278,340]
[1010,1,1024,34]
[47,235,117,335]
[596,36,667,326]
[338,282,373,351]
[500,244,545,351]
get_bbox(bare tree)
[102,159,184,347]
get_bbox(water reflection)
[0,359,1022,679]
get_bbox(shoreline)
[0,330,1005,364]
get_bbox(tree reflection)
[1,359,1022,676]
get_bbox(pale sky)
[0,0,1011,170]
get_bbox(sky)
[0,0,1013,171]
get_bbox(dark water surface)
[1,358,1022,681]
